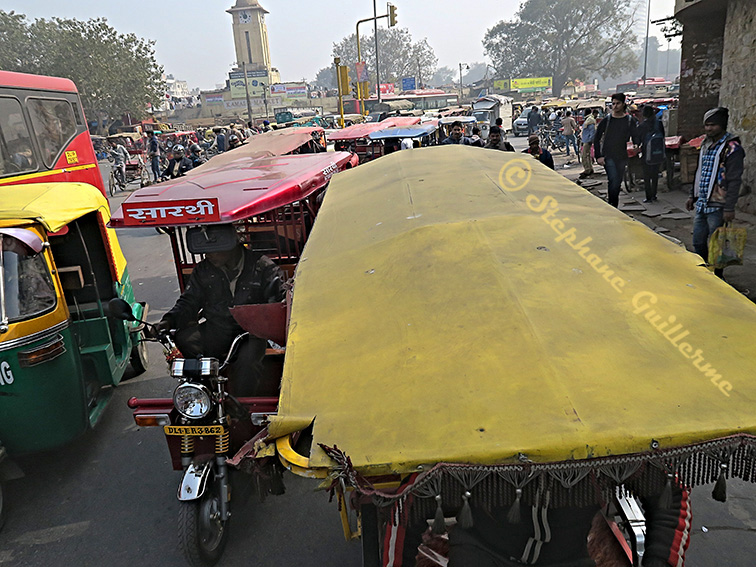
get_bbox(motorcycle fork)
[215,376,231,521]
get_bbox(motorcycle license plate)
[163,425,224,436]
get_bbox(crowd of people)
[104,119,275,184]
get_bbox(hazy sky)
[6,0,678,90]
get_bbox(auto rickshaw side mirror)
[107,298,135,321]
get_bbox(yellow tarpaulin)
[0,182,127,282]
[273,146,756,477]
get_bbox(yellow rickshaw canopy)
[274,146,756,478]
[0,182,127,282]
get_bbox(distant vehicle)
[365,99,414,123]
[472,94,514,139]
[513,106,538,137]
[0,70,106,196]
[616,77,672,95]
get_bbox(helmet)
[189,143,202,155]
[172,144,185,158]
[263,120,270,126]
[228,134,240,147]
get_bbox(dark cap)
[186,224,239,254]
[704,107,729,128]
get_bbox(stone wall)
[677,9,725,140]
[720,0,756,212]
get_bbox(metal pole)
[356,21,365,115]
[373,0,381,103]
[262,83,268,120]
[459,63,463,100]
[241,61,253,125]
[642,0,651,86]
[417,56,422,89]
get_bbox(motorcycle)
[108,298,283,567]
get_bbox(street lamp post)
[459,63,469,100]
[642,0,651,86]
[373,0,381,102]
[260,82,269,121]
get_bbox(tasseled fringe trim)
[319,434,756,527]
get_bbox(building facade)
[676,0,756,210]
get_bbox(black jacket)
[162,249,285,341]
[161,156,194,178]
[593,114,639,160]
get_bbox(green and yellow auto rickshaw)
[0,182,147,459]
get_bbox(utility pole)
[642,0,651,86]
[459,63,468,100]
[373,0,381,102]
[241,61,253,126]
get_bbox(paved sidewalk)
[552,152,756,301]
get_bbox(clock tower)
[227,0,271,71]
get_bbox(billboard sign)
[229,70,269,98]
[270,82,308,99]
[355,61,369,82]
[493,79,511,91]
[377,83,395,95]
[401,77,416,91]
[511,76,552,90]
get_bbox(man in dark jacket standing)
[527,105,542,136]
[157,224,285,394]
[593,93,640,208]
[685,107,745,276]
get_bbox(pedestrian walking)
[637,105,666,203]
[562,111,580,157]
[148,131,161,183]
[527,105,542,136]
[579,109,599,179]
[685,107,745,277]
[593,93,640,208]
[484,126,514,151]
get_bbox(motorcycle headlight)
[173,383,212,420]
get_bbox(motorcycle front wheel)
[178,481,230,567]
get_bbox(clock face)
[239,11,251,24]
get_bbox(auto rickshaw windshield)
[0,231,56,329]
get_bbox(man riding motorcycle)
[154,224,285,396]
[160,144,193,180]
[189,143,205,168]
[227,134,242,150]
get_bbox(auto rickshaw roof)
[437,115,477,125]
[0,182,111,232]
[200,127,324,169]
[272,145,756,476]
[107,132,143,142]
[368,123,438,140]
[109,152,355,227]
[328,117,419,142]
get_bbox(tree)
[430,66,457,88]
[483,0,639,96]
[313,66,337,90]
[0,11,164,133]
[330,27,437,90]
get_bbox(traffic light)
[338,65,350,96]
[360,81,370,100]
[351,82,359,99]
[388,3,397,27]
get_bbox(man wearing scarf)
[685,108,745,276]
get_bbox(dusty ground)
[553,153,756,301]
